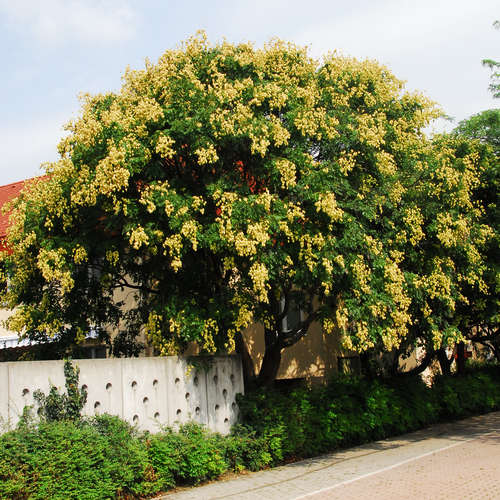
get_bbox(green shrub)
[237,366,500,464]
[223,425,273,471]
[148,422,227,486]
[0,417,153,499]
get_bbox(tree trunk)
[359,351,375,379]
[235,332,255,387]
[257,329,282,387]
[456,342,466,374]
[395,348,435,378]
[437,348,453,375]
[388,349,401,377]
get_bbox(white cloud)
[0,112,71,185]
[0,0,137,44]
[291,0,499,121]
[294,0,497,61]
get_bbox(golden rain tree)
[2,33,494,384]
[372,132,498,377]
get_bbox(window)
[280,296,304,332]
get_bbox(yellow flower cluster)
[383,258,412,346]
[256,190,273,212]
[436,213,469,248]
[155,134,176,159]
[72,245,88,264]
[369,302,388,319]
[322,317,336,335]
[128,226,149,250]
[337,151,359,175]
[37,248,74,293]
[200,318,218,353]
[364,235,382,255]
[195,144,218,165]
[138,181,170,214]
[356,113,386,149]
[248,261,269,303]
[415,257,454,306]
[181,220,199,251]
[336,305,349,331]
[352,256,371,296]
[275,158,297,189]
[163,234,183,271]
[315,193,343,222]
[287,203,306,222]
[403,208,425,246]
[105,249,119,266]
[376,151,397,176]
[299,233,325,272]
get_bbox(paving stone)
[158,411,500,500]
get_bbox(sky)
[0,0,498,186]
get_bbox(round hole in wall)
[154,412,160,419]
[215,404,220,411]
[232,402,237,410]
[143,397,149,404]
[133,415,139,423]
[22,388,29,397]
[81,384,88,392]
[222,389,228,399]
[94,401,101,410]
[195,406,200,415]
[152,379,159,387]
[131,381,137,389]
[224,418,229,424]
[230,374,235,384]
[175,377,180,385]
[176,409,182,416]
[193,376,199,386]
[213,375,218,384]
[106,382,112,391]
[185,392,190,400]
[222,367,226,374]
[37,407,43,416]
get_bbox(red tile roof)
[0,179,25,240]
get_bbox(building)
[0,178,344,381]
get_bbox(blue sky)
[0,0,498,185]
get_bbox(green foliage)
[433,365,500,418]
[237,368,500,463]
[452,109,499,357]
[0,417,151,500]
[222,426,273,471]
[1,366,499,498]
[33,359,87,422]
[455,109,500,152]
[148,423,227,486]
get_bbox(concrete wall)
[0,355,243,435]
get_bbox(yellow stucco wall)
[0,309,14,338]
[243,321,341,380]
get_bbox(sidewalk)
[158,411,500,499]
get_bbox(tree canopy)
[450,111,499,361]
[1,34,496,383]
